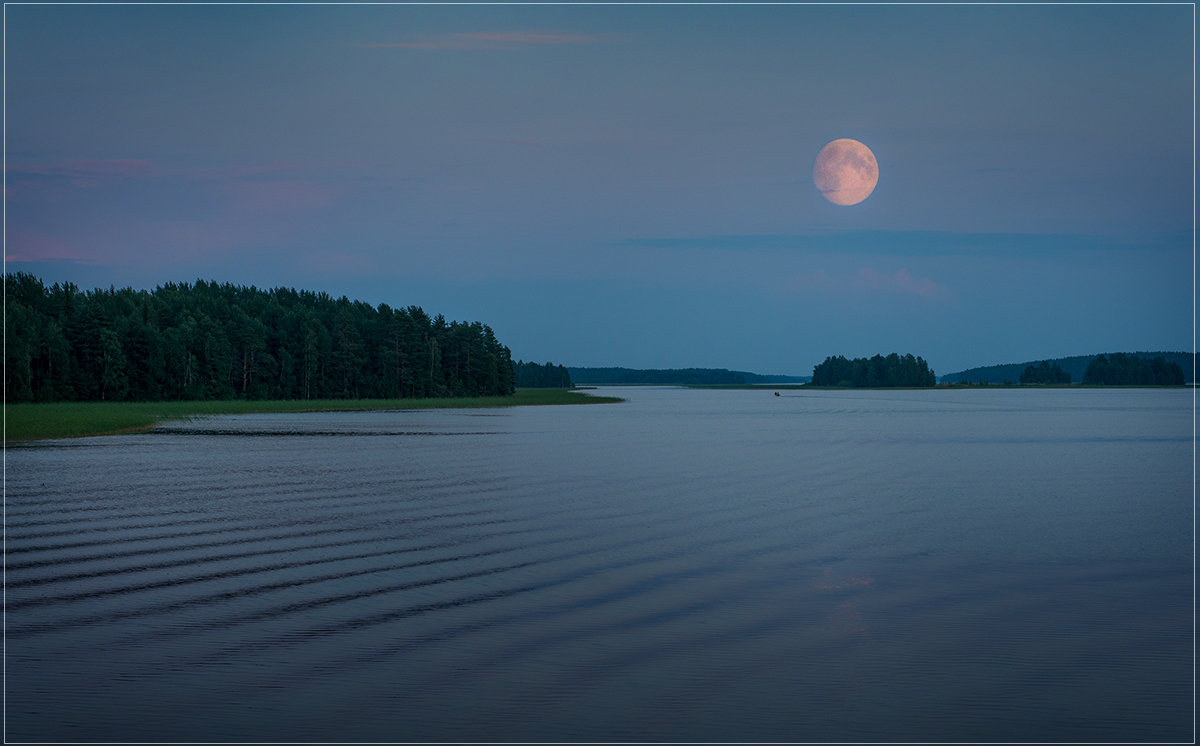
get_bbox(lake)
[5,387,1193,742]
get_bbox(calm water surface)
[6,387,1193,742]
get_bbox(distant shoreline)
[682,383,1194,391]
[6,389,623,443]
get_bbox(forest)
[1019,360,1071,384]
[1082,353,1184,386]
[810,353,936,388]
[942,351,1195,384]
[568,367,808,385]
[5,273,515,403]
[514,361,573,388]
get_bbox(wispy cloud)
[853,267,947,300]
[6,158,157,189]
[6,158,363,184]
[5,158,360,269]
[619,230,1181,257]
[360,30,611,50]
[4,230,94,264]
[7,158,156,178]
[771,266,948,301]
[6,157,363,214]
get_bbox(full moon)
[813,138,878,206]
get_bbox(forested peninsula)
[5,273,516,403]
[942,351,1194,385]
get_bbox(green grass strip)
[6,388,623,443]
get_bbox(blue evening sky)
[4,3,1193,375]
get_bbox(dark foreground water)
[6,387,1193,742]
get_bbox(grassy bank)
[6,388,623,443]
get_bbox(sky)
[4,3,1194,376]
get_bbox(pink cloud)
[6,210,320,270]
[185,160,322,180]
[4,231,93,264]
[361,30,610,50]
[854,267,947,299]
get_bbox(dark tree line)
[943,352,1194,385]
[1083,353,1184,386]
[5,272,515,403]
[1020,360,1071,384]
[514,361,573,388]
[811,353,936,388]
[567,367,807,385]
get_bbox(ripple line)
[5,509,496,571]
[7,483,510,544]
[6,517,530,589]
[7,552,540,638]
[7,541,532,612]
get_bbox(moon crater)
[813,138,879,206]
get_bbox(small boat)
[774,391,780,397]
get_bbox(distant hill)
[941,351,1195,384]
[568,367,809,385]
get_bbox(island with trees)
[810,353,936,388]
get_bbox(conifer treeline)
[1082,353,1184,386]
[1019,360,1071,384]
[5,272,515,402]
[514,361,573,388]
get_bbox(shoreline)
[6,388,624,443]
[681,383,1194,391]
